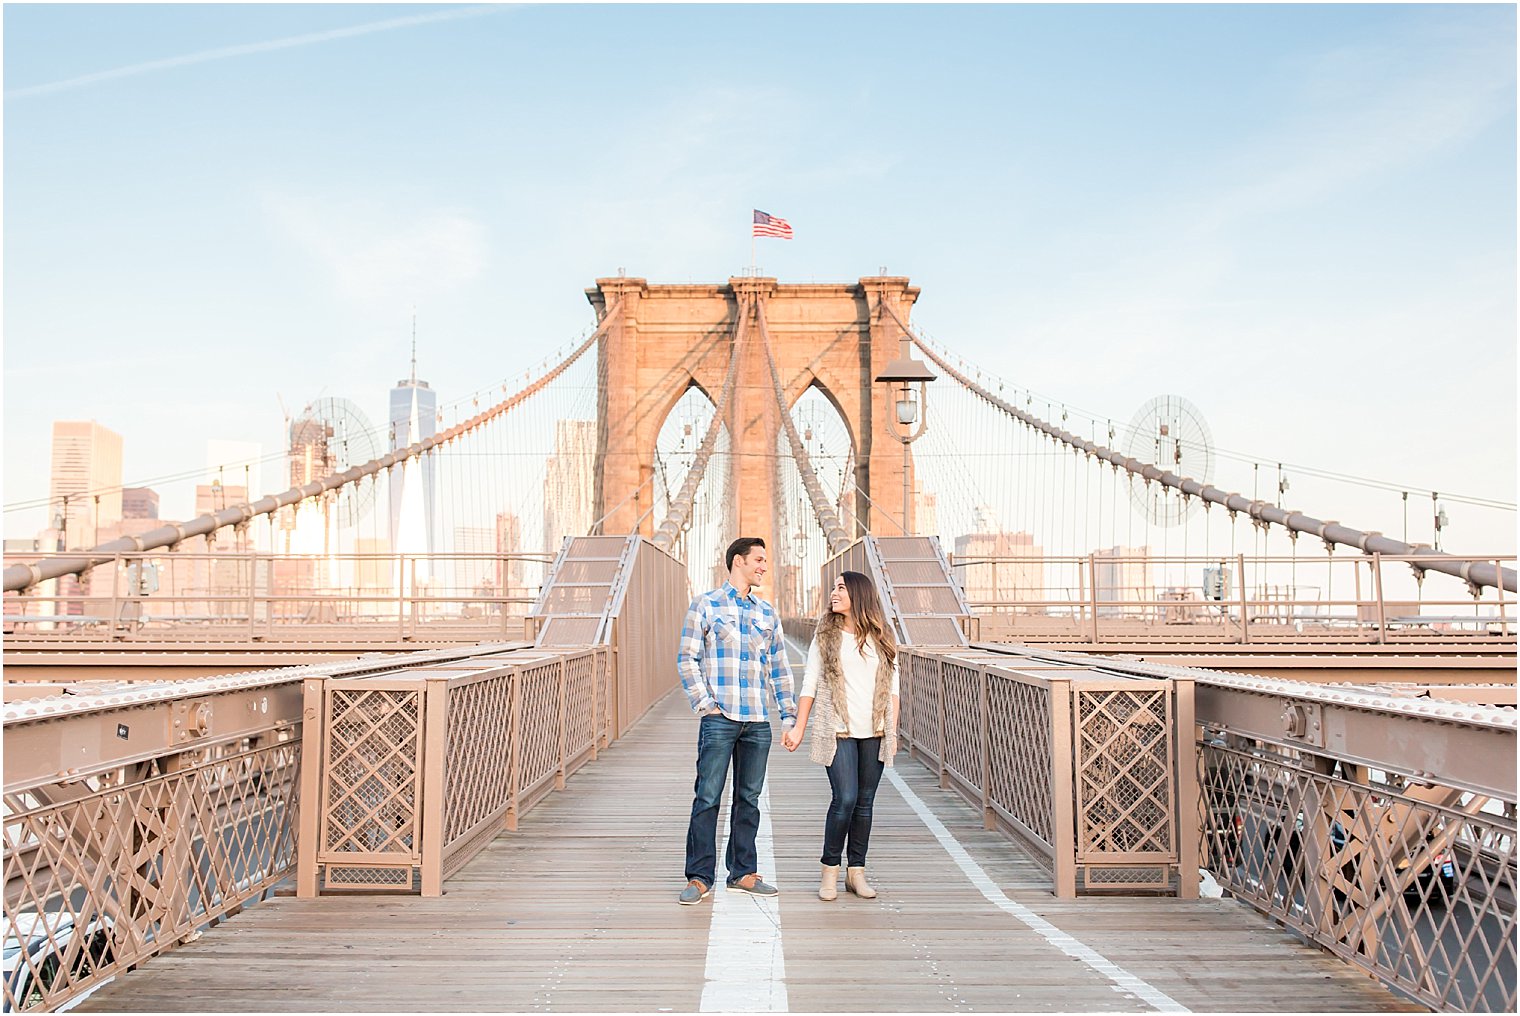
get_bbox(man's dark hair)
[725,537,766,572]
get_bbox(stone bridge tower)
[587,275,922,571]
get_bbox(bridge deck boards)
[76,692,1417,1013]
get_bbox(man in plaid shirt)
[677,537,797,905]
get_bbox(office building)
[954,528,1046,611]
[544,419,596,554]
[49,421,123,549]
[122,487,159,520]
[1093,545,1154,617]
[389,340,437,560]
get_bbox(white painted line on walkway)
[700,770,788,1012]
[886,768,1190,1014]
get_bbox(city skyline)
[4,3,1514,556]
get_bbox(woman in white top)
[781,571,899,901]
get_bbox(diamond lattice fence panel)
[322,688,422,858]
[1074,686,1174,857]
[897,648,915,743]
[594,651,609,743]
[564,654,596,758]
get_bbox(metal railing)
[982,645,1518,1013]
[955,552,1516,644]
[529,534,690,738]
[296,534,689,895]
[897,646,1199,897]
[2,668,311,1013]
[1190,670,1517,1013]
[1,644,543,1012]
[3,739,300,1013]
[2,551,553,646]
[296,645,611,895]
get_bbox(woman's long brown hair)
[835,570,897,667]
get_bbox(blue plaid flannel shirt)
[677,582,797,725]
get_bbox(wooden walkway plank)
[76,690,1418,1013]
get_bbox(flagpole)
[750,213,755,276]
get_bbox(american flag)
[752,210,793,239]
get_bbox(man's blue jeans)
[684,714,772,887]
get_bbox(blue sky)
[4,2,1515,553]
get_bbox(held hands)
[781,727,803,752]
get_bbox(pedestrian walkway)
[75,692,1414,1012]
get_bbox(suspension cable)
[4,301,625,593]
[880,301,1516,595]
[909,327,1515,512]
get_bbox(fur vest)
[807,611,898,768]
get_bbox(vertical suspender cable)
[878,301,1515,594]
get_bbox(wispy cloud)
[1019,14,1514,361]
[264,191,489,308]
[7,4,510,99]
[1188,20,1513,237]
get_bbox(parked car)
[1262,810,1458,908]
[2,913,112,1012]
[1396,846,1458,904]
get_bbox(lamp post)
[875,346,937,533]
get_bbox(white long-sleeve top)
[800,634,900,738]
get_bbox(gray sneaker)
[678,879,711,905]
[727,873,779,897]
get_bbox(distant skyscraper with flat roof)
[122,487,159,520]
[49,420,123,549]
[1093,545,1153,618]
[954,519,1045,612]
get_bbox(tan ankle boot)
[846,866,876,899]
[818,864,839,901]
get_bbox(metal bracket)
[172,699,213,742]
[1281,699,1323,747]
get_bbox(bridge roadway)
[72,691,1413,1013]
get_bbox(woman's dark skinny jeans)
[821,735,884,867]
